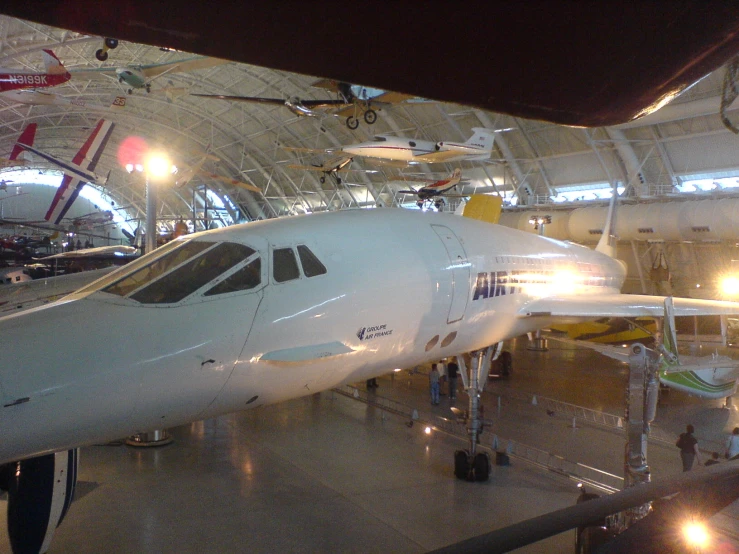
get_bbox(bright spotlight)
[720,276,739,296]
[145,153,173,180]
[424,426,432,435]
[125,163,134,173]
[682,520,709,550]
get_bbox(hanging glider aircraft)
[4,202,739,551]
[71,55,227,94]
[13,119,116,224]
[192,79,422,129]
[0,49,70,94]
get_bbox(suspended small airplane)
[13,119,116,224]
[287,128,500,168]
[0,49,70,94]
[192,79,424,129]
[286,154,354,184]
[397,168,467,209]
[71,55,227,95]
[170,150,262,194]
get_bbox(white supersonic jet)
[3,206,739,553]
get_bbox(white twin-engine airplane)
[5,207,739,552]
[342,127,497,164]
[13,118,116,224]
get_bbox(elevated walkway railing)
[332,384,623,494]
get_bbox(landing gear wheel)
[454,450,470,480]
[336,177,342,185]
[473,452,490,481]
[319,176,326,184]
[95,49,108,62]
[104,38,119,49]
[127,88,133,95]
[346,116,359,130]
[364,109,377,124]
[434,200,444,211]
[146,84,151,93]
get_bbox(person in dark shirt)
[676,424,702,471]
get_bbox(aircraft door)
[431,224,470,324]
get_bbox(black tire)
[95,49,108,62]
[364,109,377,124]
[127,89,133,95]
[105,38,119,49]
[454,450,469,480]
[346,116,359,130]
[146,84,151,93]
[473,452,490,481]
[319,176,326,184]
[336,177,342,185]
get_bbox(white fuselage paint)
[0,209,625,464]
[343,137,489,163]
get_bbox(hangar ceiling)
[1,14,739,236]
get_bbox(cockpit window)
[77,238,187,295]
[103,240,212,298]
[297,245,326,277]
[130,242,255,304]
[273,248,300,283]
[204,257,261,296]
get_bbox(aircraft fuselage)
[0,209,625,464]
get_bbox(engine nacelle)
[7,449,78,554]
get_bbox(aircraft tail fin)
[595,180,619,258]
[659,297,680,369]
[45,119,115,224]
[41,49,69,76]
[463,194,503,224]
[10,123,37,161]
[466,127,497,152]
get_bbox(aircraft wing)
[520,294,739,320]
[191,93,349,109]
[197,170,261,194]
[141,56,228,78]
[71,57,227,80]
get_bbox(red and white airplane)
[397,167,465,208]
[0,49,70,93]
[14,119,116,224]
